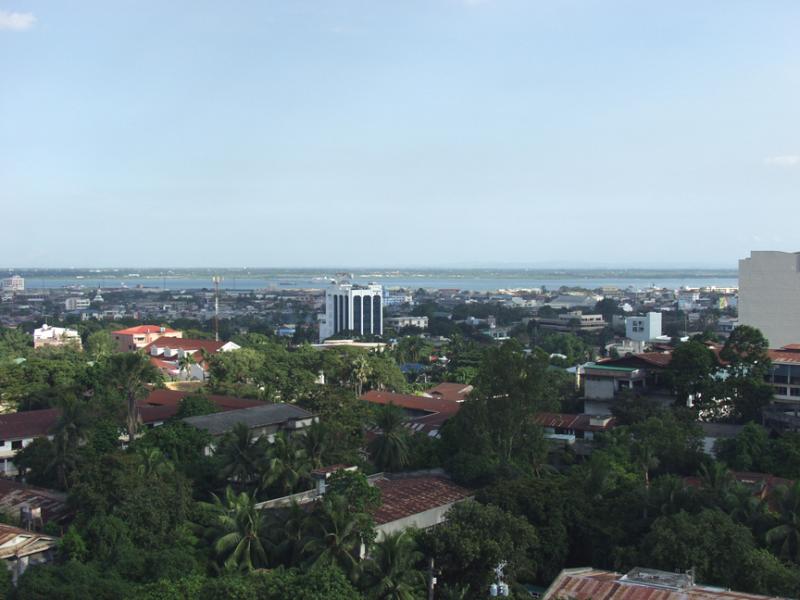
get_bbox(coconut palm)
[177,352,197,381]
[270,501,311,566]
[302,420,329,470]
[135,447,175,478]
[350,355,372,397]
[368,403,410,472]
[303,492,373,578]
[258,431,311,497]
[200,486,271,573]
[107,352,161,442]
[362,530,425,600]
[766,481,800,562]
[47,396,91,489]
[216,422,265,487]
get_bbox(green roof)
[585,364,638,372]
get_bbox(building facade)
[32,324,82,349]
[112,325,183,352]
[739,250,800,348]
[318,281,383,341]
[0,275,24,292]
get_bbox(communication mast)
[212,275,222,341]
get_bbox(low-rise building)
[32,324,81,349]
[64,297,91,311]
[144,336,240,380]
[182,403,315,443]
[385,316,428,330]
[0,523,58,583]
[112,325,183,352]
[537,312,606,333]
[543,567,784,600]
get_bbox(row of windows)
[332,294,382,336]
[0,440,24,450]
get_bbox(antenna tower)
[212,275,222,341]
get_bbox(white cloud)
[0,10,36,31]
[764,155,800,168]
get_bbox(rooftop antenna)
[212,275,222,341]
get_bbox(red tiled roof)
[534,412,617,432]
[768,347,800,364]
[138,389,260,423]
[371,475,472,525]
[425,382,473,403]
[684,471,793,505]
[600,344,726,370]
[361,390,461,416]
[543,568,785,600]
[113,325,178,335]
[0,409,60,440]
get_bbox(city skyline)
[2,1,799,267]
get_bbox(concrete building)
[112,325,182,352]
[32,324,81,349]
[625,312,662,343]
[318,280,383,342]
[64,297,91,311]
[537,312,606,333]
[739,250,800,348]
[0,275,24,292]
[385,316,428,330]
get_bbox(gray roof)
[182,403,314,436]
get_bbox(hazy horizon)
[2,1,799,267]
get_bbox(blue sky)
[1,1,799,268]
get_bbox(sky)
[1,1,799,269]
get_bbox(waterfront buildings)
[0,275,24,292]
[739,250,800,348]
[318,279,383,342]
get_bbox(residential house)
[0,480,69,527]
[144,336,240,380]
[181,403,315,445]
[361,387,464,438]
[0,523,58,583]
[32,324,81,349]
[112,325,183,352]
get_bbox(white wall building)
[0,275,24,292]
[385,316,428,330]
[625,312,662,342]
[33,324,82,349]
[318,280,383,342]
[739,251,800,348]
[65,297,91,311]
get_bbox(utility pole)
[212,275,222,341]
[427,557,436,600]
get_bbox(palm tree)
[177,352,196,381]
[270,501,311,566]
[362,530,425,600]
[766,481,800,562]
[302,420,329,470]
[200,487,271,573]
[47,396,90,489]
[368,403,410,472]
[350,355,372,397]
[303,492,372,579]
[698,461,735,507]
[632,441,660,519]
[259,432,311,498]
[135,447,175,478]
[216,422,265,487]
[108,352,161,442]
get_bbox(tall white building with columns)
[318,279,383,342]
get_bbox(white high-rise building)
[318,279,383,342]
[739,251,800,348]
[1,275,24,292]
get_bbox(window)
[775,387,789,396]
[11,440,22,450]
